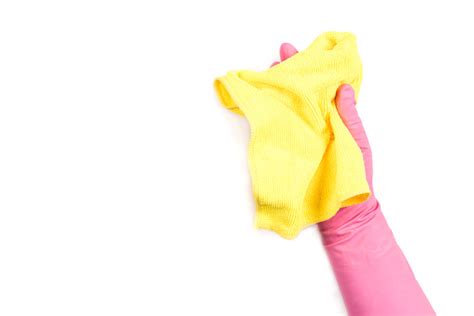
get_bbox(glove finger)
[280,43,298,61]
[270,61,280,68]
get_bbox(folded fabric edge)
[214,75,244,115]
[254,191,370,240]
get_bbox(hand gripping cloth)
[214,32,370,239]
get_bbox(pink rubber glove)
[274,44,436,316]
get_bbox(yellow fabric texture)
[214,32,370,239]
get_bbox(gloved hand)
[273,43,436,316]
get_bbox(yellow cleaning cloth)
[214,32,370,239]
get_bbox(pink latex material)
[274,45,436,315]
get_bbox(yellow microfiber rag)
[214,32,370,239]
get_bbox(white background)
[1,1,473,315]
